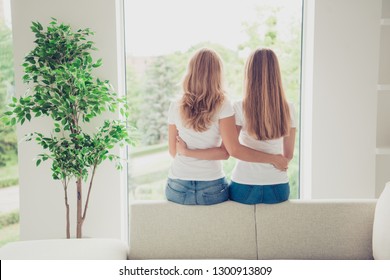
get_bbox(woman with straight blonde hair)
[228,48,296,204]
[166,48,288,205]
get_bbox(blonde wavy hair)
[180,48,225,132]
[243,48,290,140]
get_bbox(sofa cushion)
[129,200,257,259]
[256,200,376,259]
[373,182,390,260]
[0,238,128,260]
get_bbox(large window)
[0,0,19,247]
[124,0,303,200]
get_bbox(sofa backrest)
[256,200,376,259]
[129,200,257,259]
[129,199,377,260]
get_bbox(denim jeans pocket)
[271,186,281,202]
[166,182,187,204]
[229,182,255,204]
[271,184,290,203]
[202,183,229,205]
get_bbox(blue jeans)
[229,181,290,204]
[166,177,229,205]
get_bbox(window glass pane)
[125,0,302,200]
[0,0,19,247]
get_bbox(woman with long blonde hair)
[166,48,288,205]
[228,48,296,204]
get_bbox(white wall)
[301,0,381,198]
[11,0,128,241]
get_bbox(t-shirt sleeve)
[218,99,234,119]
[168,101,177,125]
[288,102,297,128]
[233,101,243,126]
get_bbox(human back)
[168,99,233,180]
[166,48,233,205]
[230,48,296,204]
[167,48,233,181]
[231,100,296,185]
[179,48,226,133]
[242,48,291,141]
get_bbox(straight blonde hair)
[243,48,290,140]
[180,48,225,132]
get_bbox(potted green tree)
[1,18,132,238]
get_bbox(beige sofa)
[129,200,376,259]
[128,183,390,260]
[1,183,389,260]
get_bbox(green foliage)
[0,211,19,229]
[0,22,14,111]
[238,6,301,105]
[0,223,19,247]
[126,63,142,127]
[0,178,18,189]
[0,151,19,188]
[238,7,280,52]
[0,210,20,247]
[137,55,179,145]
[1,18,132,184]
[29,120,130,181]
[0,156,19,188]
[0,126,17,168]
[0,21,17,167]
[129,143,168,158]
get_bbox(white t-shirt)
[231,101,296,185]
[167,98,234,180]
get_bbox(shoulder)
[232,100,243,125]
[169,98,181,111]
[171,97,181,106]
[220,97,234,112]
[218,96,234,119]
[233,100,243,113]
[168,98,181,123]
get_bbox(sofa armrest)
[373,182,390,260]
